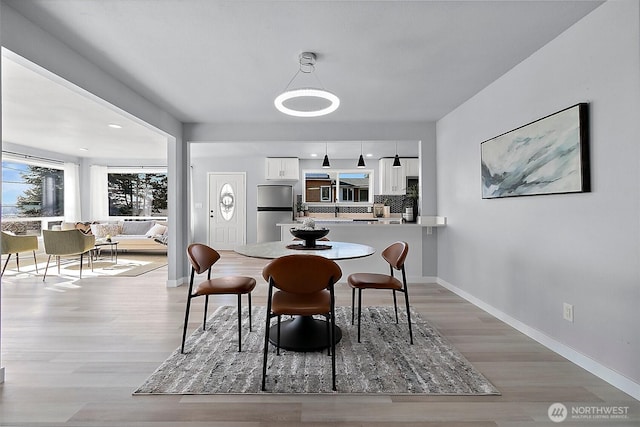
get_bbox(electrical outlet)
[563,303,574,322]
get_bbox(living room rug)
[134,306,500,395]
[61,254,167,277]
[1,253,167,279]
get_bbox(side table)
[93,240,119,263]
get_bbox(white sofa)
[61,220,168,253]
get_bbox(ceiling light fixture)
[393,142,402,168]
[322,143,331,168]
[108,123,122,129]
[357,142,366,168]
[274,52,340,118]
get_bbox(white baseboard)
[166,276,186,288]
[436,277,640,401]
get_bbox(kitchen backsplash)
[297,194,407,214]
[374,195,407,213]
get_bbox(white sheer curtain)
[63,162,81,221]
[90,165,109,220]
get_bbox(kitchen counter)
[276,216,445,281]
[284,215,447,227]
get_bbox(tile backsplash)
[373,195,406,213]
[298,194,409,214]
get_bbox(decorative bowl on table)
[290,228,330,248]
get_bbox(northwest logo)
[548,403,568,423]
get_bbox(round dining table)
[234,240,375,351]
[234,240,375,260]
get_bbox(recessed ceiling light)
[79,147,89,151]
[310,153,318,157]
[366,153,373,157]
[108,123,122,129]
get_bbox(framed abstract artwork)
[481,103,590,199]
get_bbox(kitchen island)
[277,216,445,281]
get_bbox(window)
[1,160,64,218]
[320,186,332,202]
[1,159,65,235]
[341,187,354,202]
[337,172,369,202]
[303,169,373,204]
[108,172,168,217]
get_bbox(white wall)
[1,2,188,285]
[189,152,384,246]
[436,0,639,397]
[186,121,439,276]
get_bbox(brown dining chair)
[347,241,413,344]
[261,254,342,391]
[182,243,257,353]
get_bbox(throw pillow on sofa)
[145,223,167,237]
[120,220,154,235]
[61,222,77,231]
[93,223,122,238]
[75,222,93,235]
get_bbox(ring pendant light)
[275,52,340,118]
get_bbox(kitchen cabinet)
[265,157,299,180]
[379,158,406,195]
[404,158,420,177]
[379,157,420,195]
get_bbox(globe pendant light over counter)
[274,52,340,118]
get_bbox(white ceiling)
[1,0,603,160]
[1,55,168,160]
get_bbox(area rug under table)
[134,306,500,395]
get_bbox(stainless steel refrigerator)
[257,185,293,242]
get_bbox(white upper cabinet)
[404,158,420,177]
[379,158,406,195]
[379,157,419,195]
[265,157,299,181]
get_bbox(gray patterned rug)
[134,306,500,395]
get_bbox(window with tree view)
[108,172,168,217]
[1,161,64,218]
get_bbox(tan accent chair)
[261,254,342,391]
[182,244,257,353]
[42,230,96,281]
[348,241,413,344]
[1,231,39,276]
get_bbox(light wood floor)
[0,251,637,426]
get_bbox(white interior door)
[208,173,246,250]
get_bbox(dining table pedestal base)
[269,315,342,352]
